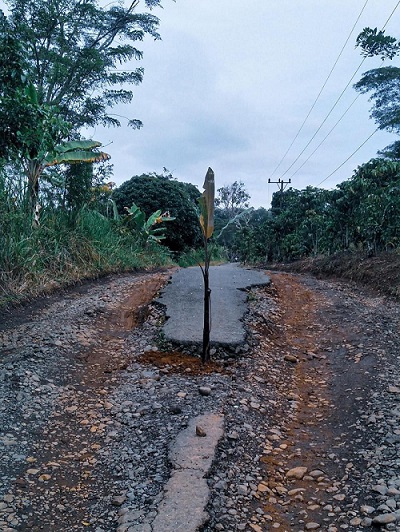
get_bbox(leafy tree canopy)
[378,140,400,160]
[355,65,400,132]
[215,180,250,216]
[355,28,400,138]
[112,173,203,252]
[1,0,163,131]
[356,27,400,60]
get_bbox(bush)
[112,174,203,252]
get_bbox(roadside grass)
[0,207,173,308]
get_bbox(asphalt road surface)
[156,263,270,346]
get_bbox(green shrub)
[113,174,203,252]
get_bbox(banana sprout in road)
[198,167,215,363]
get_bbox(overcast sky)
[7,0,400,207]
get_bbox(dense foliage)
[221,159,400,263]
[1,0,162,132]
[355,27,400,156]
[113,173,203,252]
[0,0,164,218]
[0,0,179,306]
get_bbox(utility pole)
[268,178,291,208]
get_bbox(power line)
[289,94,361,179]
[278,0,400,183]
[382,0,400,28]
[316,128,379,187]
[269,0,370,179]
[278,59,366,180]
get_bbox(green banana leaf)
[145,210,162,230]
[55,140,102,153]
[44,150,110,167]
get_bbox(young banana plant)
[124,203,175,243]
[198,167,215,363]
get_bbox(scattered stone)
[111,496,127,507]
[249,524,263,532]
[305,523,320,530]
[286,466,308,480]
[372,513,396,525]
[372,485,388,496]
[288,488,305,496]
[237,484,248,495]
[309,470,325,478]
[360,505,375,515]
[257,482,269,493]
[284,354,298,363]
[196,425,207,437]
[333,493,345,501]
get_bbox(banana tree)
[29,139,110,225]
[198,167,215,363]
[123,202,175,243]
[15,83,110,222]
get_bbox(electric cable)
[306,0,400,187]
[278,61,366,179]
[382,0,400,28]
[289,94,361,179]
[278,0,400,183]
[316,127,379,187]
[269,0,370,179]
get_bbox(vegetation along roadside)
[2,2,400,307]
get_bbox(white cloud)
[92,0,400,207]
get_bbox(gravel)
[0,270,400,531]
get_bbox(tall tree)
[1,0,163,217]
[215,181,250,216]
[355,28,400,139]
[2,0,163,130]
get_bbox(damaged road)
[156,263,270,346]
[0,268,400,531]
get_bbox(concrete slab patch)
[151,469,209,532]
[156,263,270,346]
[151,413,224,532]
[170,413,224,471]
